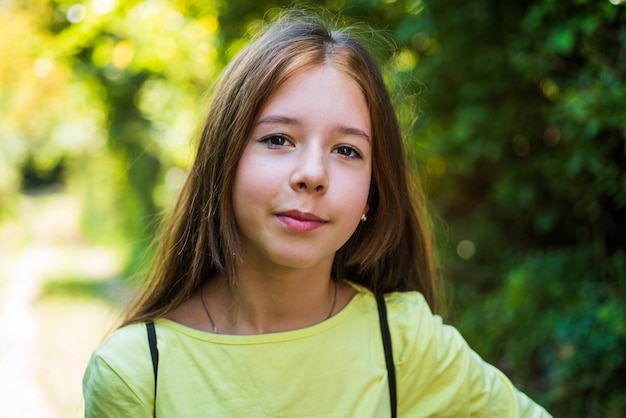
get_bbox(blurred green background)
[1,0,625,416]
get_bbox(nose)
[290,146,328,193]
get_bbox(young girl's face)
[232,65,372,273]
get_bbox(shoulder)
[346,282,435,358]
[384,289,431,319]
[348,282,432,334]
[373,288,481,379]
[90,322,154,372]
[346,281,431,324]
[381,290,441,362]
[83,323,154,417]
[384,290,442,342]
[323,281,463,370]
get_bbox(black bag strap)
[376,294,397,418]
[146,321,159,417]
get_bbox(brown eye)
[334,145,362,159]
[262,134,292,147]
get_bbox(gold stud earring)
[360,213,367,222]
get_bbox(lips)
[275,210,328,232]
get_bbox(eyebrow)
[257,115,371,142]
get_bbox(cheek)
[231,152,277,220]
[355,178,371,207]
[336,170,371,215]
[356,164,372,204]
[232,151,260,197]
[231,157,255,220]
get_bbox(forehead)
[256,65,371,135]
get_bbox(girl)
[83,10,552,417]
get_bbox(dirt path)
[0,193,122,417]
[0,243,55,416]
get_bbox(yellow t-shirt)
[83,282,551,417]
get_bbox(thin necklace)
[200,281,338,334]
[200,288,218,333]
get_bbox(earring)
[360,213,367,222]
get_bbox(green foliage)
[408,0,626,415]
[39,276,126,304]
[1,0,218,269]
[450,248,626,415]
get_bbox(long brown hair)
[121,10,439,326]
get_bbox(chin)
[267,252,334,271]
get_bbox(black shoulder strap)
[146,321,159,417]
[376,295,397,418]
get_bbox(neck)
[206,264,338,335]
